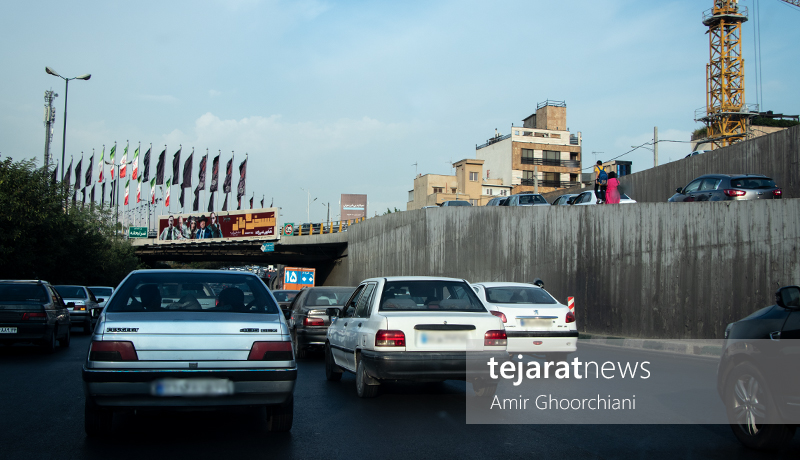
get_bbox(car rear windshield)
[303,287,357,307]
[730,178,776,189]
[88,287,113,297]
[272,291,298,302]
[54,286,87,299]
[379,280,486,312]
[0,284,48,303]
[446,201,471,206]
[106,272,279,314]
[519,195,547,205]
[485,287,557,304]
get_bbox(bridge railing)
[292,217,367,236]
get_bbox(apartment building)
[476,100,582,195]
[406,159,512,210]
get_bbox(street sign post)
[283,223,294,236]
[128,227,148,238]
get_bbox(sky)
[2,0,798,225]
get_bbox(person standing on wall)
[594,160,608,204]
[605,171,621,204]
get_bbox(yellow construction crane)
[779,0,800,7]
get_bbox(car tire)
[472,379,498,399]
[725,361,796,451]
[356,359,379,398]
[84,399,114,437]
[292,330,306,359]
[266,395,294,432]
[325,343,343,382]
[40,329,56,354]
[59,325,70,348]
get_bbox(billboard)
[156,208,279,243]
[341,194,367,221]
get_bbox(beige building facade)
[406,159,512,210]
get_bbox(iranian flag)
[165,177,172,206]
[98,146,105,183]
[136,176,142,203]
[109,144,116,180]
[124,179,130,205]
[120,143,128,178]
[132,146,139,180]
[150,178,156,204]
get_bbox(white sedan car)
[571,190,637,205]
[324,276,507,398]
[471,282,577,359]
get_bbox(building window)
[486,189,493,195]
[451,188,456,194]
[521,148,535,165]
[469,172,478,181]
[470,199,478,206]
[500,190,507,196]
[543,150,560,161]
[523,170,537,181]
[433,187,443,193]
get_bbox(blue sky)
[2,0,798,224]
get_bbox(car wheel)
[356,359,379,398]
[725,361,796,451]
[325,343,343,382]
[59,325,71,348]
[84,399,114,437]
[472,379,498,399]
[292,330,306,359]
[40,329,56,354]
[266,395,293,432]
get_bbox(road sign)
[283,223,294,236]
[128,227,148,238]
[261,242,275,253]
[283,267,315,290]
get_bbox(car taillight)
[490,311,507,323]
[484,330,507,346]
[89,341,138,361]
[248,341,293,360]
[303,317,324,327]
[375,330,405,347]
[566,311,576,323]
[774,189,782,198]
[723,189,746,197]
[21,312,47,320]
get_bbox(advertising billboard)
[340,194,367,221]
[156,208,279,243]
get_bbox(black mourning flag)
[249,195,253,209]
[156,149,165,185]
[208,191,214,213]
[51,165,58,185]
[237,196,241,211]
[85,155,93,188]
[198,154,207,190]
[74,159,82,190]
[65,160,72,191]
[210,154,219,192]
[179,187,185,208]
[193,186,200,212]
[182,152,193,189]
[222,194,228,211]
[172,148,181,184]
[101,182,105,207]
[222,156,233,194]
[236,158,247,200]
[143,147,151,182]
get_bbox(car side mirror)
[776,286,800,310]
[344,306,356,317]
[676,187,683,194]
[533,278,544,288]
[67,302,75,308]
[96,298,104,303]
[326,307,340,318]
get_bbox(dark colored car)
[0,280,71,352]
[272,289,299,319]
[289,286,357,359]
[440,200,472,207]
[669,174,782,202]
[502,193,550,206]
[55,285,100,334]
[717,285,800,450]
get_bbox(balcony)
[476,133,511,150]
[520,179,581,189]
[521,158,581,168]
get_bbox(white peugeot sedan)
[471,282,577,360]
[324,276,507,398]
[82,270,296,436]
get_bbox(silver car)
[82,270,296,436]
[54,285,100,334]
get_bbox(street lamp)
[46,67,91,182]
[300,187,317,223]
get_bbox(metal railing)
[476,133,511,150]
[291,217,367,236]
[521,158,581,168]
[520,179,581,188]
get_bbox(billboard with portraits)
[157,208,279,243]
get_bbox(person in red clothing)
[605,171,621,204]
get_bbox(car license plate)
[151,378,234,397]
[520,318,553,328]
[0,327,17,334]
[417,331,467,346]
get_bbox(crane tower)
[700,0,750,148]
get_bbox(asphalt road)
[0,333,798,460]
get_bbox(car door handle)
[769,331,781,341]
[358,323,362,327]
[344,322,348,327]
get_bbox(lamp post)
[300,187,316,223]
[46,67,90,182]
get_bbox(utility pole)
[43,90,57,170]
[654,126,659,167]
[534,164,539,194]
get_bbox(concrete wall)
[541,124,800,203]
[330,200,800,339]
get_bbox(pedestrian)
[605,172,621,204]
[594,161,608,203]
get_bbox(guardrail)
[291,217,367,236]
[521,158,581,168]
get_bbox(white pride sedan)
[324,276,507,398]
[471,282,578,359]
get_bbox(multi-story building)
[406,159,512,210]
[476,100,582,195]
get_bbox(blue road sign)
[285,269,314,286]
[261,242,275,253]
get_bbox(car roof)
[87,286,114,289]
[0,279,48,284]
[361,276,468,283]
[694,174,769,179]
[512,193,544,196]
[471,282,542,289]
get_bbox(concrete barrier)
[330,200,800,339]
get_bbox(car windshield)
[0,283,48,303]
[54,286,87,299]
[446,201,471,206]
[484,286,557,304]
[272,291,298,302]
[730,178,776,189]
[106,272,280,314]
[519,195,546,205]
[303,287,357,307]
[378,280,486,312]
[88,287,113,297]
